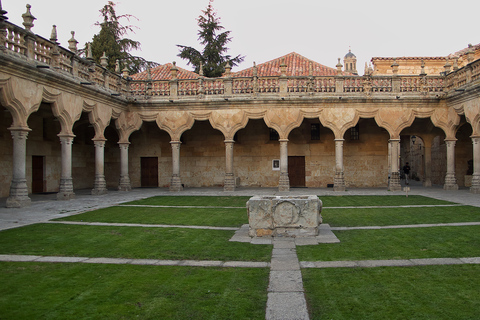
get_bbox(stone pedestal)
[247,195,322,238]
[471,137,480,194]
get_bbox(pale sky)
[3,0,480,73]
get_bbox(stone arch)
[264,108,303,140]
[374,107,416,139]
[115,111,143,143]
[156,111,195,142]
[209,109,250,141]
[319,108,359,139]
[42,88,83,136]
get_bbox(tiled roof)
[448,43,480,58]
[230,52,339,77]
[131,63,199,80]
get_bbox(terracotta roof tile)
[448,43,480,58]
[230,52,339,77]
[131,63,199,80]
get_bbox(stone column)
[57,135,75,200]
[118,142,131,191]
[169,141,183,191]
[6,129,31,208]
[470,136,480,194]
[444,139,458,190]
[92,139,107,195]
[224,140,235,192]
[388,139,401,191]
[423,138,432,187]
[334,139,345,191]
[278,139,290,192]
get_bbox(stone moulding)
[247,195,323,238]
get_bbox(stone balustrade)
[1,9,479,102]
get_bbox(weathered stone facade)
[1,4,480,207]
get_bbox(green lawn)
[319,195,455,207]
[123,196,250,207]
[1,194,479,319]
[297,225,480,261]
[303,265,480,320]
[0,224,271,261]
[322,205,480,227]
[0,262,269,320]
[55,206,247,227]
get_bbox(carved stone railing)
[1,20,128,94]
[3,9,480,102]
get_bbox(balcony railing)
[1,17,479,102]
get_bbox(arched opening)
[129,121,171,188]
[0,105,13,198]
[72,112,96,190]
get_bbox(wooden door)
[288,156,305,187]
[32,156,44,193]
[141,157,158,187]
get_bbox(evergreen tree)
[90,1,158,74]
[177,0,244,77]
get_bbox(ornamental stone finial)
[199,62,204,76]
[50,25,58,43]
[444,58,451,74]
[391,59,399,75]
[68,31,78,53]
[122,66,129,78]
[420,59,426,76]
[22,4,36,33]
[147,67,152,81]
[0,0,8,21]
[224,61,231,77]
[86,42,93,60]
[100,52,108,67]
[253,61,257,77]
[466,44,475,63]
[336,58,343,75]
[115,59,120,73]
[170,61,178,79]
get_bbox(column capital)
[279,139,289,143]
[58,133,76,139]
[170,140,182,145]
[444,138,458,142]
[8,126,32,133]
[388,138,400,143]
[334,138,345,142]
[224,139,235,144]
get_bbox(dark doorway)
[32,156,44,193]
[141,157,158,187]
[288,156,305,187]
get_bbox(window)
[350,124,359,140]
[311,123,320,140]
[269,128,279,141]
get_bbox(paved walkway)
[1,183,480,319]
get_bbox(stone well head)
[247,195,322,238]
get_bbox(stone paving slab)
[268,270,304,292]
[270,258,301,271]
[332,221,480,231]
[0,254,43,262]
[295,238,319,246]
[251,238,273,245]
[83,258,134,264]
[47,220,238,231]
[36,256,89,263]
[222,261,270,268]
[356,259,414,267]
[266,292,309,320]
[460,257,480,264]
[317,224,341,243]
[273,240,297,249]
[410,258,464,266]
[179,260,224,267]
[129,259,162,265]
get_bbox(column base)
[169,176,183,192]
[444,173,458,190]
[278,173,290,192]
[224,175,236,192]
[423,179,432,187]
[388,173,401,191]
[92,177,107,195]
[6,180,31,208]
[57,178,75,200]
[6,196,31,208]
[470,174,480,194]
[118,177,132,192]
[334,172,345,192]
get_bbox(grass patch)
[123,196,250,207]
[0,262,269,320]
[0,224,271,262]
[55,206,247,227]
[319,195,455,207]
[323,205,480,227]
[297,225,480,261]
[303,265,480,320]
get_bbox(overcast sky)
[3,0,480,74]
